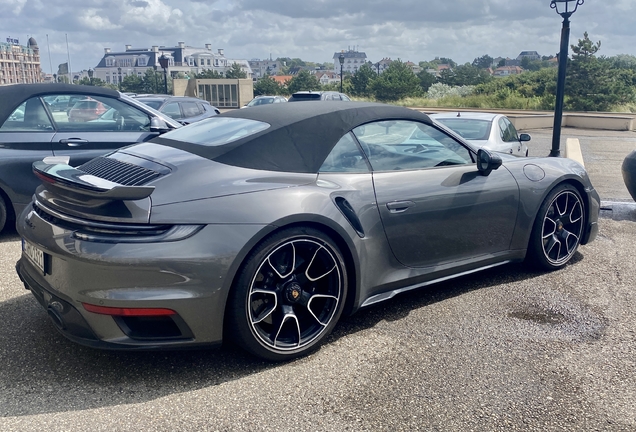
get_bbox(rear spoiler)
[33,160,154,201]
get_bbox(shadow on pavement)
[0,258,554,418]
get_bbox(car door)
[498,117,521,155]
[0,98,56,208]
[353,120,519,268]
[50,94,160,167]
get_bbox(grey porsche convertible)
[16,102,599,361]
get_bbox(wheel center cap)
[284,282,303,303]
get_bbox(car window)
[435,118,492,140]
[162,102,183,119]
[352,120,472,171]
[340,94,351,101]
[502,117,519,142]
[319,133,369,173]
[0,98,54,131]
[182,102,202,117]
[161,117,269,146]
[498,117,516,142]
[50,95,152,132]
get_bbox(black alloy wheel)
[227,227,347,361]
[529,184,584,270]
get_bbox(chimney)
[218,48,224,56]
[205,44,212,50]
[178,42,185,48]
[104,48,111,54]
[152,46,158,52]
[125,44,132,50]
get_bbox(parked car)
[0,83,181,234]
[288,91,351,102]
[242,95,287,108]
[16,102,599,361]
[68,98,108,122]
[135,96,220,125]
[430,112,531,157]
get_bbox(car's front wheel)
[528,184,585,270]
[226,227,347,361]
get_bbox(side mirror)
[477,148,502,176]
[149,117,171,133]
[519,133,531,142]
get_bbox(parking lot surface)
[0,128,635,431]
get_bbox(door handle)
[386,201,415,213]
[59,139,88,147]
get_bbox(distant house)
[315,71,340,85]
[493,66,524,77]
[373,58,393,74]
[248,59,282,79]
[333,49,368,74]
[516,51,541,61]
[270,75,293,86]
[405,61,421,74]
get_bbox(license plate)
[22,239,45,273]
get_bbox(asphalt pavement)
[0,128,635,431]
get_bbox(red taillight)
[34,170,55,184]
[82,303,176,316]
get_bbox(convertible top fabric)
[153,102,433,173]
[0,83,120,125]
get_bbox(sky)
[1,0,635,74]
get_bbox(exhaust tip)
[47,306,65,330]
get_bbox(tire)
[527,184,585,270]
[226,227,348,361]
[0,195,7,234]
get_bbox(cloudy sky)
[1,0,634,74]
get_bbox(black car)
[288,91,351,102]
[0,83,182,233]
[135,96,220,125]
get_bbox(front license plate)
[22,239,45,273]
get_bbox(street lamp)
[153,65,158,93]
[117,67,122,89]
[338,52,345,93]
[375,62,380,75]
[87,68,93,85]
[158,54,169,95]
[549,0,584,157]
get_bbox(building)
[516,51,541,61]
[0,37,42,85]
[373,58,393,74]
[493,66,524,77]
[333,49,368,74]
[315,71,340,85]
[248,59,282,79]
[93,42,252,86]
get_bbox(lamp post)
[117,67,122,90]
[375,62,380,75]
[53,73,57,83]
[153,65,158,93]
[549,0,584,157]
[87,68,93,85]
[338,52,345,93]
[158,54,169,95]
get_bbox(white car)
[430,112,531,157]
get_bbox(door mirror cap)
[150,116,171,133]
[477,148,503,176]
[519,133,531,142]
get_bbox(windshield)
[160,117,270,146]
[435,118,492,141]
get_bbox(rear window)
[138,99,163,110]
[289,93,322,102]
[160,117,269,146]
[435,118,492,141]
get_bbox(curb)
[564,138,585,167]
[600,200,636,221]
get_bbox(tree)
[194,69,224,79]
[369,59,421,101]
[286,70,321,94]
[225,63,247,79]
[472,55,494,69]
[417,69,437,92]
[439,64,492,86]
[120,74,145,93]
[254,75,284,96]
[566,32,634,111]
[349,63,375,97]
[436,57,457,68]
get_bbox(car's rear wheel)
[226,227,347,361]
[528,184,584,270]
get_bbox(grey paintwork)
[16,135,599,351]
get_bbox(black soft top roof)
[153,102,432,173]
[0,83,119,124]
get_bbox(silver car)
[16,102,598,361]
[430,112,531,157]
